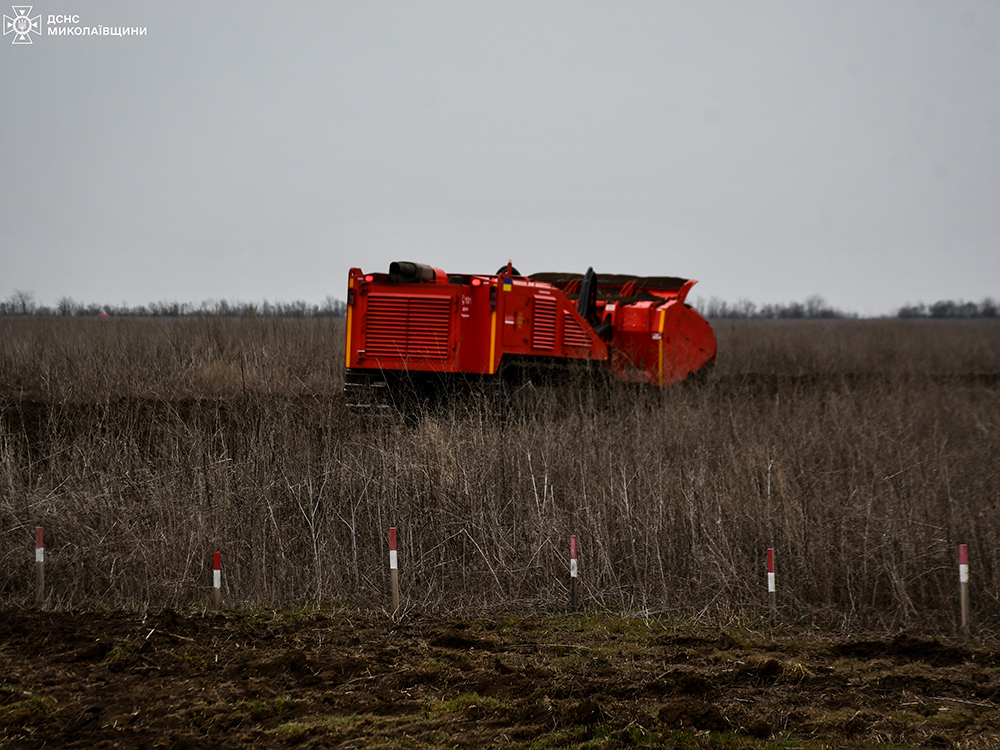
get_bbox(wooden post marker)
[389,527,399,614]
[767,547,776,627]
[959,544,969,637]
[35,527,44,608]
[570,535,579,611]
[213,552,222,611]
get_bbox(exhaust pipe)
[389,261,437,283]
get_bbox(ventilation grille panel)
[365,295,451,361]
[532,296,557,350]
[562,311,591,348]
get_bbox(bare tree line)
[0,290,346,318]
[699,295,854,319]
[700,295,999,319]
[2,289,997,319]
[896,299,1000,318]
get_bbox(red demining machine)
[344,261,717,410]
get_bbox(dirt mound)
[1,609,998,748]
[658,697,727,731]
[833,633,972,665]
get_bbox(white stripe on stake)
[389,527,399,614]
[35,526,44,607]
[959,543,969,637]
[767,547,776,627]
[570,535,579,611]
[213,552,222,611]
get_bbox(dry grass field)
[3,315,1000,747]
[3,316,999,629]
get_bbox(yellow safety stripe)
[489,309,498,374]
[657,307,666,386]
[344,277,354,369]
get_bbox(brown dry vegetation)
[4,316,1000,749]
[2,316,1000,633]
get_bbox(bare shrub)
[2,316,999,633]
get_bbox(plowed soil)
[3,609,1000,749]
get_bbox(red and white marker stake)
[35,527,44,608]
[959,544,969,637]
[570,535,579,611]
[389,527,399,614]
[213,552,222,611]
[767,548,776,627]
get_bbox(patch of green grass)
[527,725,924,750]
[180,648,209,666]
[323,713,373,729]
[268,712,376,735]
[921,704,979,731]
[603,617,652,638]
[0,695,58,725]
[526,725,594,748]
[272,721,306,737]
[433,692,506,715]
[233,695,296,722]
[106,640,137,662]
[530,726,714,750]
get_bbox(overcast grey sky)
[2,1,998,315]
